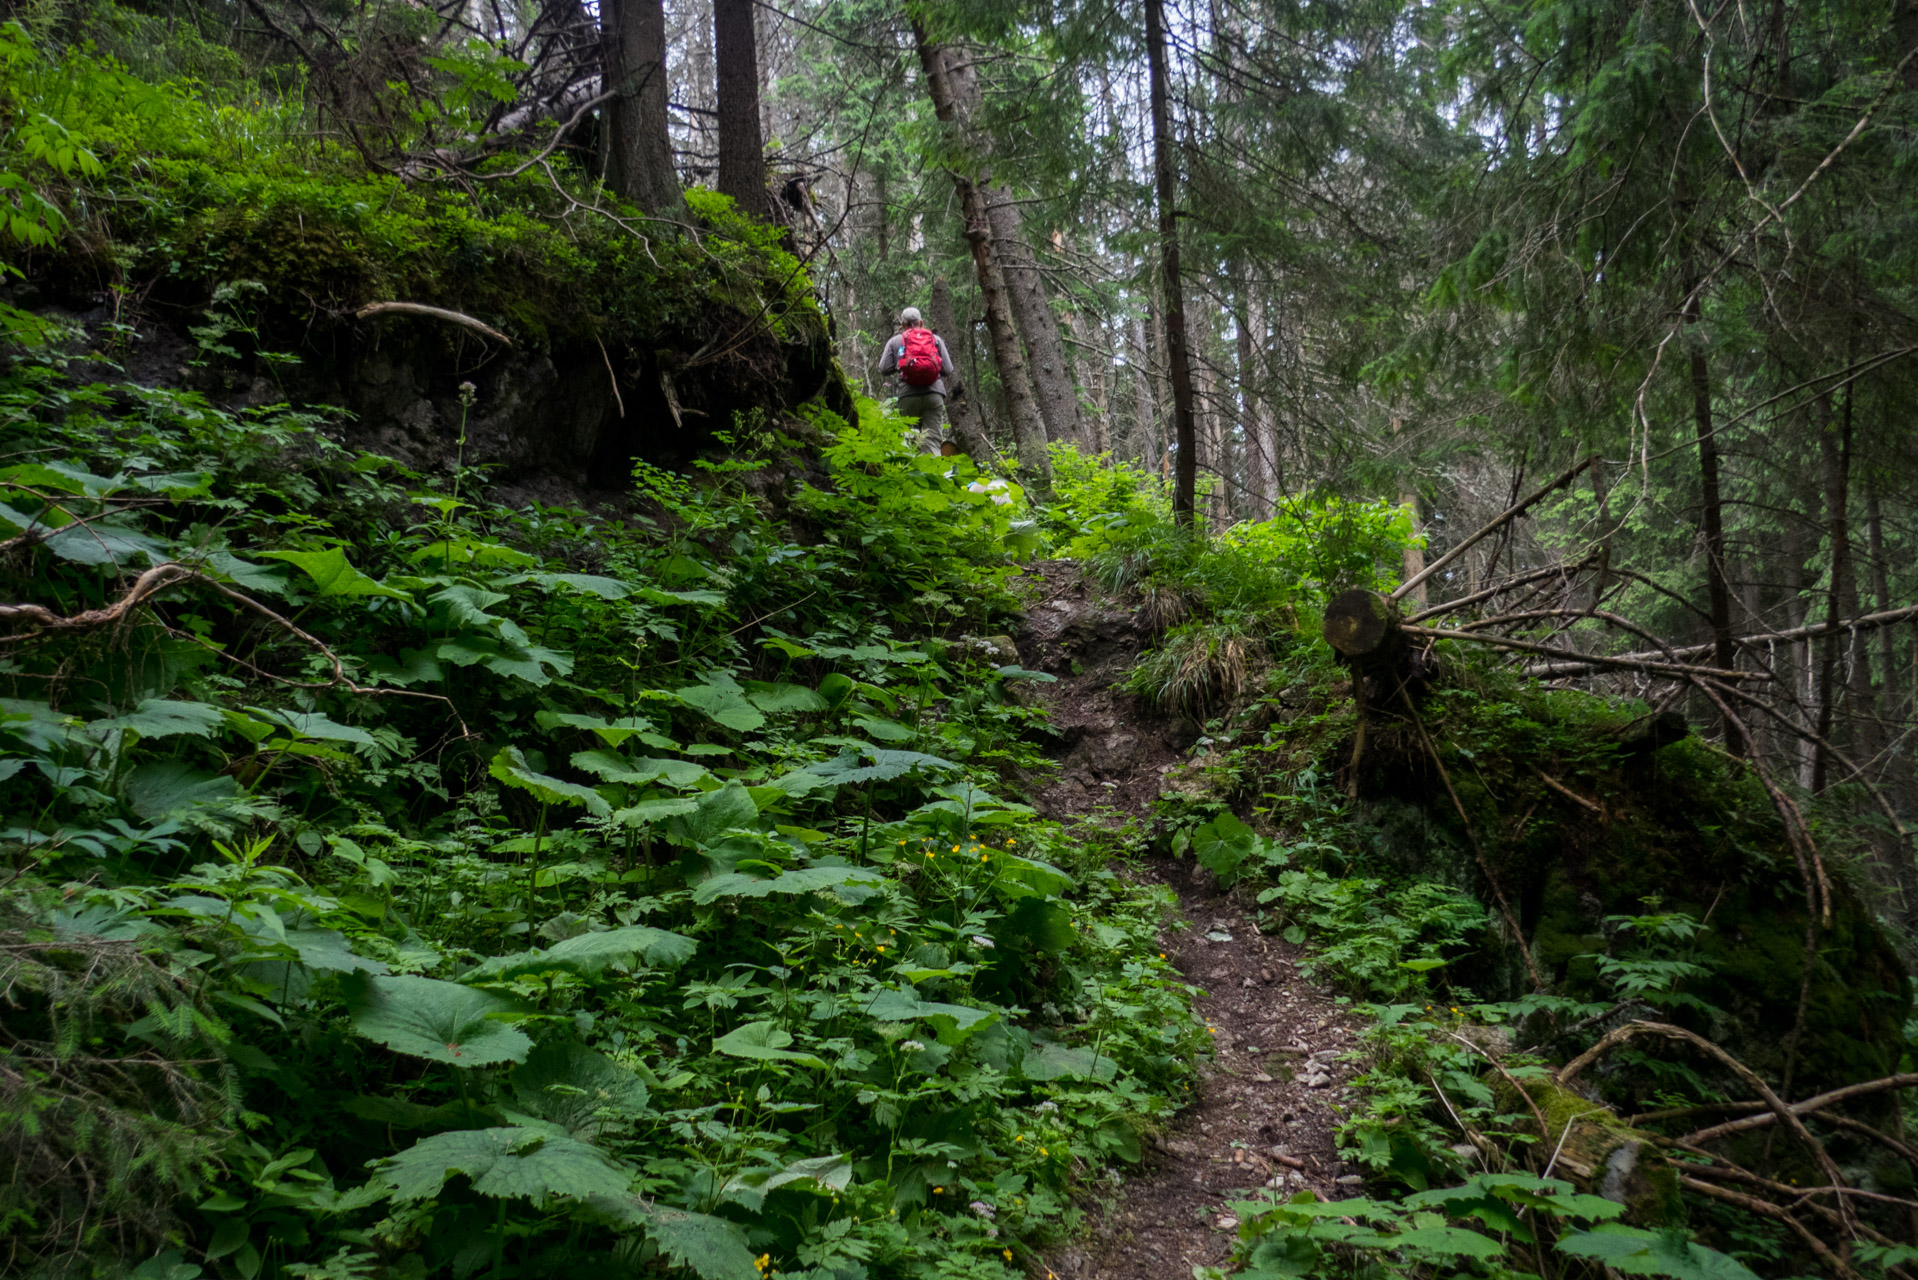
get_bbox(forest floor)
[1012,561,1368,1280]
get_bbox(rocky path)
[1012,561,1368,1280]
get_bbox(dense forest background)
[6,0,1918,1277]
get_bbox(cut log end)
[1323,588,1400,659]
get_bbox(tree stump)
[1323,588,1403,664]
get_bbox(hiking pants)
[896,391,948,454]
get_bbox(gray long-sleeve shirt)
[876,330,955,398]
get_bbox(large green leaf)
[863,989,996,1045]
[489,747,611,817]
[745,681,829,714]
[1190,812,1258,884]
[465,925,697,981]
[439,634,573,685]
[711,1020,826,1068]
[124,761,241,820]
[693,865,885,905]
[259,547,412,599]
[345,975,531,1068]
[571,750,710,789]
[992,853,1075,899]
[41,520,171,567]
[537,711,660,747]
[257,709,377,746]
[1020,1041,1118,1082]
[643,1207,759,1280]
[1557,1227,1761,1279]
[525,572,633,599]
[672,782,760,847]
[674,680,766,732]
[370,1127,632,1204]
[511,1040,648,1136]
[92,699,224,741]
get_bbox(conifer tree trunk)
[1813,389,1857,793]
[600,0,681,215]
[912,23,1051,485]
[984,199,1086,448]
[713,0,768,218]
[1145,0,1198,526]
[923,37,1080,454]
[1678,237,1743,751]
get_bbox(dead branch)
[0,565,472,739]
[1524,600,1918,677]
[1682,1072,1918,1145]
[1680,1176,1868,1279]
[1558,1020,1851,1228]
[1405,624,1765,681]
[1533,769,1602,814]
[0,564,195,635]
[353,302,513,346]
[1403,550,1604,625]
[1391,455,1598,604]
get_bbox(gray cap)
[901,307,923,326]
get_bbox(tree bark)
[1067,309,1111,451]
[912,24,1051,486]
[713,0,768,219]
[1898,0,1918,91]
[1812,394,1853,792]
[600,0,681,215]
[925,42,1082,452]
[1145,0,1198,526]
[1678,238,1744,751]
[925,277,993,462]
[984,199,1086,448]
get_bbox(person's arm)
[936,335,954,378]
[875,336,898,380]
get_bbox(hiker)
[876,307,956,455]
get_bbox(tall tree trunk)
[912,23,1051,485]
[600,0,681,214]
[926,45,1083,451]
[1235,292,1269,516]
[1813,390,1855,792]
[1145,0,1198,526]
[1132,314,1158,465]
[1898,0,1918,90]
[925,277,993,462]
[1866,474,1906,756]
[713,0,767,218]
[1678,237,1743,750]
[1068,309,1111,451]
[984,200,1085,448]
[1392,414,1426,606]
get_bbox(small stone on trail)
[1305,1073,1332,1089]
[1260,967,1274,983]
[1214,1215,1239,1231]
[1240,977,1256,988]
[1336,1175,1364,1186]
[1251,1072,1273,1084]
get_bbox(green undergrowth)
[1038,457,1914,1277]
[0,346,1202,1280]
[0,25,821,358]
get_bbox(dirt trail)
[1012,560,1367,1280]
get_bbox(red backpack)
[897,327,942,388]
